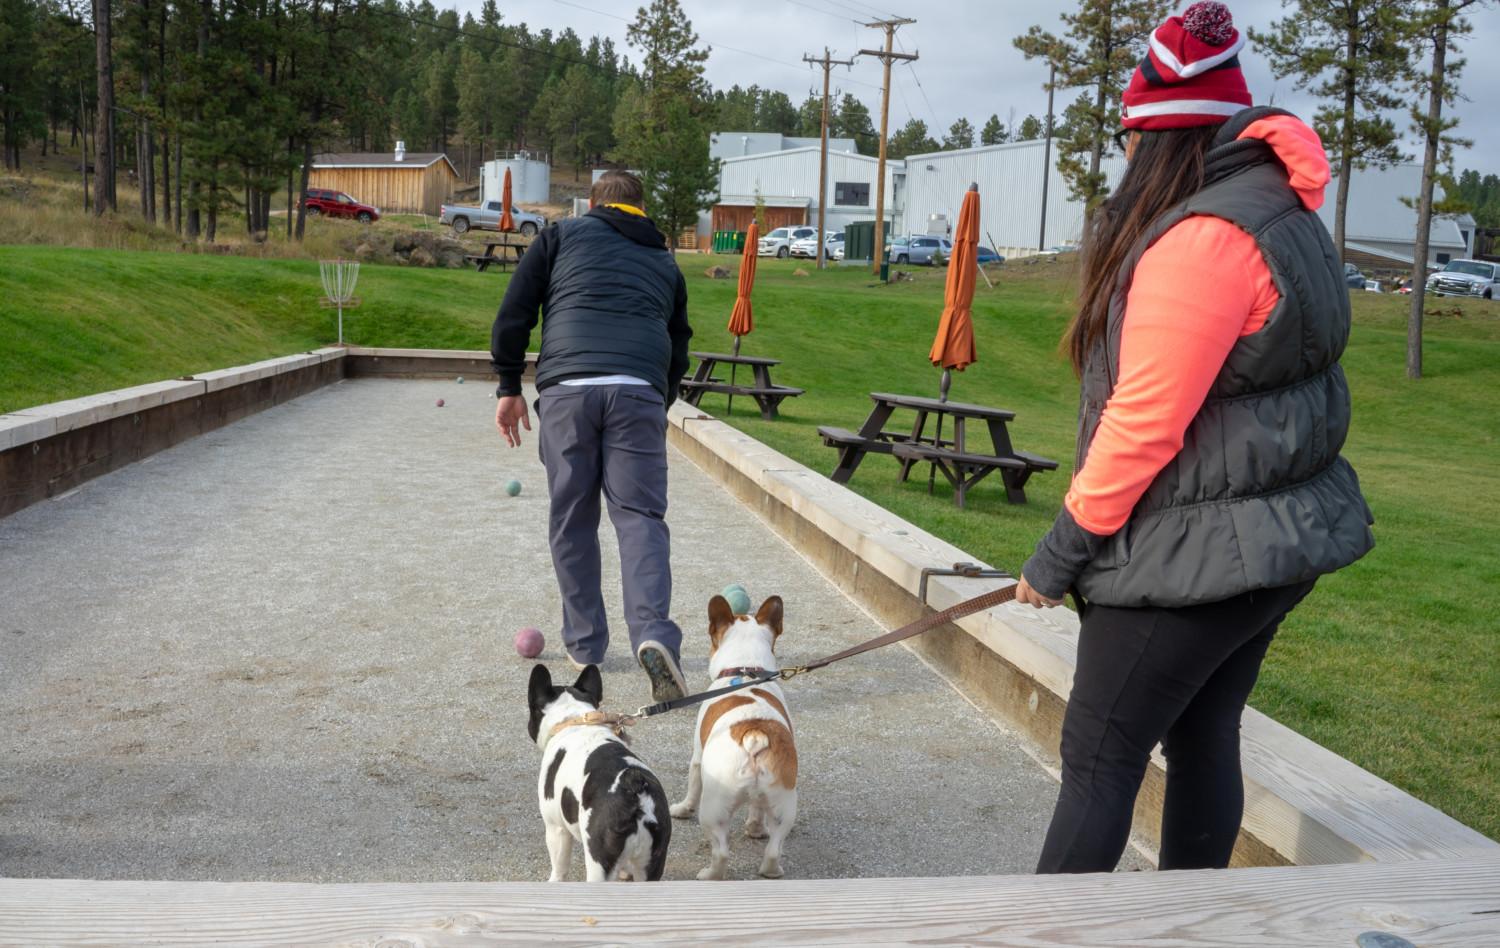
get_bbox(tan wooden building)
[308,144,459,216]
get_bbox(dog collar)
[716,667,771,680]
[542,710,636,753]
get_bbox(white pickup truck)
[438,200,546,237]
[1426,259,1500,300]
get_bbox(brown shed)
[711,196,810,234]
[309,145,459,216]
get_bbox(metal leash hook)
[918,561,1013,604]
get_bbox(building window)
[834,182,869,207]
[1436,253,1451,265]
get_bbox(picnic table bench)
[679,351,805,420]
[466,238,527,273]
[818,392,1058,507]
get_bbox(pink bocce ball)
[436,398,445,407]
[515,627,544,658]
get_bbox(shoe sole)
[637,646,686,703]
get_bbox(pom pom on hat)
[1121,1,1251,130]
[1182,1,1235,46]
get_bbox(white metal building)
[480,151,550,205]
[1320,162,1475,268]
[901,139,1127,259]
[712,146,902,238]
[710,131,859,163]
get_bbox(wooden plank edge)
[0,856,1495,947]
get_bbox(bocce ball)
[515,627,544,658]
[436,398,445,407]
[457,376,465,383]
[722,584,752,616]
[505,479,522,497]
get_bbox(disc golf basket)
[319,259,361,345]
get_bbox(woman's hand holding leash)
[1016,575,1065,608]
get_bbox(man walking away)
[490,170,693,703]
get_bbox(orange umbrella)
[499,168,516,233]
[929,183,980,401]
[728,221,758,351]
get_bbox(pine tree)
[1014,0,1168,214]
[980,113,1009,146]
[795,94,821,138]
[0,0,47,168]
[944,117,975,151]
[614,0,717,251]
[886,118,937,160]
[834,93,875,154]
[1396,0,1490,379]
[1016,114,1044,141]
[1250,0,1412,264]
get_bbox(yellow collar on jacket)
[603,203,646,217]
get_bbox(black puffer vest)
[1074,108,1375,607]
[535,214,681,399]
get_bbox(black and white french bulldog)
[527,663,671,882]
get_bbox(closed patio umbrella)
[499,168,515,233]
[725,222,759,413]
[929,183,980,402]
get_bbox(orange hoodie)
[1065,115,1332,535]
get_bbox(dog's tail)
[730,719,798,789]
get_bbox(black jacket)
[490,205,692,403]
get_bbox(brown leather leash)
[633,583,1020,719]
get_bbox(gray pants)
[536,384,682,664]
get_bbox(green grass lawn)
[3,245,1496,842]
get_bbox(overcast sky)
[460,0,1499,179]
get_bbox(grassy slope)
[3,245,1496,840]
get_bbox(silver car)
[790,231,842,259]
[891,235,952,266]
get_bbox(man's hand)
[496,395,531,448]
[1015,575,1065,609]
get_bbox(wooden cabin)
[308,144,459,216]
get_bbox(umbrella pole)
[728,335,742,416]
[930,369,952,495]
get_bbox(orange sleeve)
[1064,216,1278,535]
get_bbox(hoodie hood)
[1226,111,1330,211]
[585,204,670,250]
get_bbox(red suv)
[303,188,381,223]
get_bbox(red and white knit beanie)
[1121,1,1252,130]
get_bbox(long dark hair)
[1067,126,1221,376]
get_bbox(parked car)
[1036,244,1081,255]
[1425,258,1500,299]
[1394,278,1414,294]
[439,200,545,236]
[790,231,842,259]
[1363,279,1384,292]
[976,246,1005,264]
[303,188,381,223]
[1344,262,1366,289]
[759,225,818,258]
[890,235,952,266]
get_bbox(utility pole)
[1038,61,1055,254]
[804,48,856,271]
[860,18,916,279]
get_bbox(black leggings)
[1036,579,1316,873]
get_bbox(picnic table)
[679,351,805,420]
[466,238,527,273]
[818,392,1059,507]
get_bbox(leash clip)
[777,665,807,681]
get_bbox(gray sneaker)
[635,640,687,703]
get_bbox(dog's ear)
[528,663,555,710]
[573,664,604,707]
[708,594,735,653]
[755,595,784,640]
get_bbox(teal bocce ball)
[721,584,751,616]
[505,479,522,497]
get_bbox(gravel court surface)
[0,377,1146,883]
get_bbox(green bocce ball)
[457,376,465,383]
[722,584,751,615]
[505,479,522,497]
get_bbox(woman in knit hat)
[1015,1,1374,873]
